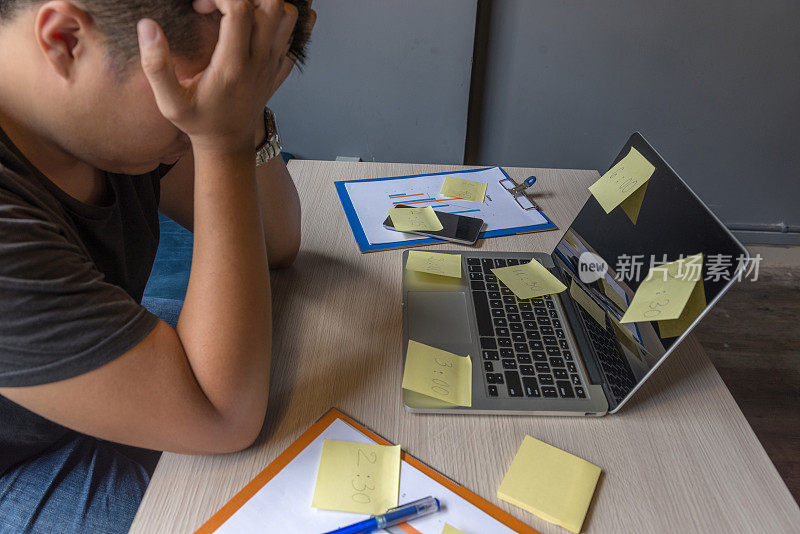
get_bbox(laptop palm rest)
[407,291,473,349]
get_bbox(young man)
[0,0,314,531]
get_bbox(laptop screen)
[553,132,748,410]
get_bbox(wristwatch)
[255,107,282,167]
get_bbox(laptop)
[401,132,749,416]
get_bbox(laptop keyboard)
[578,308,637,403]
[466,257,585,400]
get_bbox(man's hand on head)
[136,0,299,155]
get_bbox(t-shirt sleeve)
[0,198,159,387]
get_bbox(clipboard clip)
[499,175,541,211]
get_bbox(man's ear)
[34,1,94,80]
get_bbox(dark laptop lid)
[554,132,749,412]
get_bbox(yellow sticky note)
[491,260,567,300]
[442,525,466,534]
[312,440,401,515]
[569,280,606,327]
[599,278,628,311]
[402,340,472,407]
[588,147,655,219]
[619,180,648,224]
[406,251,462,278]
[656,279,706,338]
[610,315,642,360]
[441,175,487,203]
[498,436,601,534]
[388,206,443,232]
[620,254,703,324]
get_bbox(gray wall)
[269,0,477,164]
[476,0,800,234]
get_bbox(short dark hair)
[0,1,208,68]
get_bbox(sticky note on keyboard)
[406,251,462,278]
[569,280,606,327]
[492,260,567,300]
[402,340,472,407]
[312,439,401,515]
[388,206,443,232]
[441,175,487,202]
[497,436,601,534]
[588,147,655,224]
[621,253,707,338]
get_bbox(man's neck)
[0,107,107,206]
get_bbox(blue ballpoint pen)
[323,496,441,534]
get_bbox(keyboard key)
[486,372,504,384]
[504,372,523,397]
[482,350,499,361]
[490,299,503,308]
[471,291,493,336]
[523,321,537,330]
[517,354,532,364]
[505,305,519,314]
[556,329,566,339]
[467,257,481,265]
[498,338,512,348]
[496,327,509,337]
[489,291,501,300]
[513,342,528,353]
[559,340,569,350]
[503,295,516,305]
[507,259,520,266]
[540,325,554,335]
[482,258,494,271]
[567,362,577,373]
[575,386,586,398]
[532,351,547,362]
[511,332,526,342]
[545,299,555,309]
[507,313,521,323]
[532,298,544,305]
[557,381,575,398]
[542,386,558,397]
[522,311,535,321]
[468,264,482,273]
[520,365,535,376]
[571,374,582,386]
[492,308,505,318]
[554,369,568,380]
[480,337,496,349]
[539,374,554,385]
[526,331,541,341]
[500,348,514,358]
[485,274,497,283]
[549,357,565,368]
[529,340,544,351]
[488,385,499,397]
[510,323,524,333]
[502,359,517,370]
[484,361,494,372]
[553,318,562,328]
[519,302,532,311]
[522,377,541,397]
[493,317,507,327]
[538,317,551,325]
[563,350,573,361]
[546,346,560,356]
[500,287,513,296]
[487,282,499,291]
[550,310,559,318]
[470,281,485,291]
[470,272,484,281]
[535,362,550,373]
[543,335,558,346]
[494,259,507,268]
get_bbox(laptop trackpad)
[407,291,473,346]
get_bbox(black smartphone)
[383,204,485,245]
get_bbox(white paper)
[216,418,517,534]
[343,167,548,245]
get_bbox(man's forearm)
[256,155,301,268]
[177,148,272,429]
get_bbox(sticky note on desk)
[402,340,472,407]
[620,253,707,338]
[406,251,462,278]
[492,260,567,300]
[441,175,487,202]
[497,436,601,534]
[388,206,443,232]
[442,525,466,534]
[569,280,606,327]
[588,147,655,224]
[312,439,401,515]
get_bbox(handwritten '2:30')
[351,448,378,504]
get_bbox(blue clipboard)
[334,167,557,253]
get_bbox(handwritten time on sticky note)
[492,260,567,300]
[621,253,707,338]
[406,251,462,278]
[402,340,472,407]
[312,439,401,515]
[497,436,601,534]
[441,175,488,203]
[388,206,443,232]
[589,147,655,224]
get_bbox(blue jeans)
[0,298,182,534]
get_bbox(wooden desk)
[131,161,800,533]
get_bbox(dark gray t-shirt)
[0,127,169,474]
